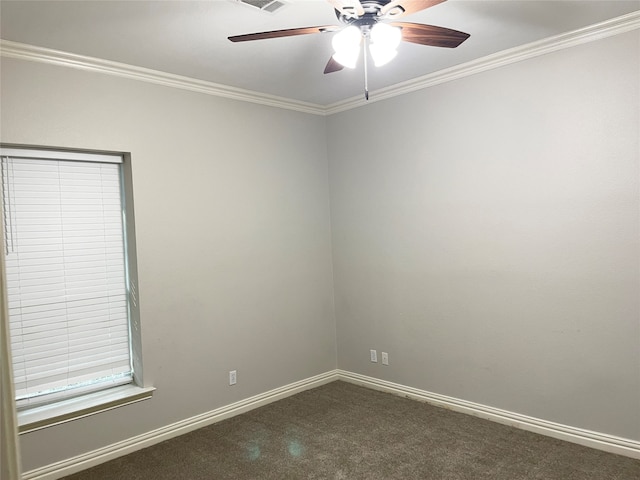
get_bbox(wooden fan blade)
[327,0,365,17]
[381,0,447,19]
[391,22,470,48]
[324,56,345,74]
[229,25,338,42]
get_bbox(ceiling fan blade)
[327,0,365,18]
[391,22,470,48]
[324,56,345,74]
[381,0,447,19]
[228,25,338,42]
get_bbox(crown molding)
[325,9,640,115]
[0,40,326,116]
[1,10,638,117]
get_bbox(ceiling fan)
[228,0,470,99]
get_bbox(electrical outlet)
[381,352,389,365]
[229,370,237,385]
[370,349,378,363]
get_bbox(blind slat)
[2,152,132,408]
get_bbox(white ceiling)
[1,0,638,106]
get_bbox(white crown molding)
[1,10,638,117]
[325,9,640,114]
[0,40,326,116]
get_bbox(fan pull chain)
[363,35,369,100]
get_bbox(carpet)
[62,380,640,479]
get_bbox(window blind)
[1,149,132,408]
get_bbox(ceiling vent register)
[236,0,286,13]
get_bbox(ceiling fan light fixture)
[332,48,360,69]
[370,23,401,50]
[369,23,401,67]
[331,25,362,68]
[369,44,398,67]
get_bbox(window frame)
[0,145,153,433]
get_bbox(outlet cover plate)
[381,352,389,365]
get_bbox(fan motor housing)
[335,1,404,27]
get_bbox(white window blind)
[1,148,133,408]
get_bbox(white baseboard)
[336,370,640,460]
[22,370,339,480]
[23,368,640,479]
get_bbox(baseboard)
[22,370,339,480]
[337,370,640,460]
[22,368,640,479]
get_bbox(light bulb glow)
[370,23,401,50]
[369,44,398,67]
[332,26,361,53]
[332,49,360,69]
[369,23,401,67]
[332,26,362,68]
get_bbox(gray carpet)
[63,381,640,479]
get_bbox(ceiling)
[1,0,638,106]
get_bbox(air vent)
[236,0,287,13]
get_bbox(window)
[1,146,150,429]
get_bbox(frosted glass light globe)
[332,26,362,68]
[370,23,401,50]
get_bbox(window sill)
[18,384,155,434]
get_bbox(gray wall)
[1,27,639,473]
[328,30,639,441]
[1,58,337,471]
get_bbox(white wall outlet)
[381,352,389,365]
[229,370,237,385]
[370,349,378,363]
